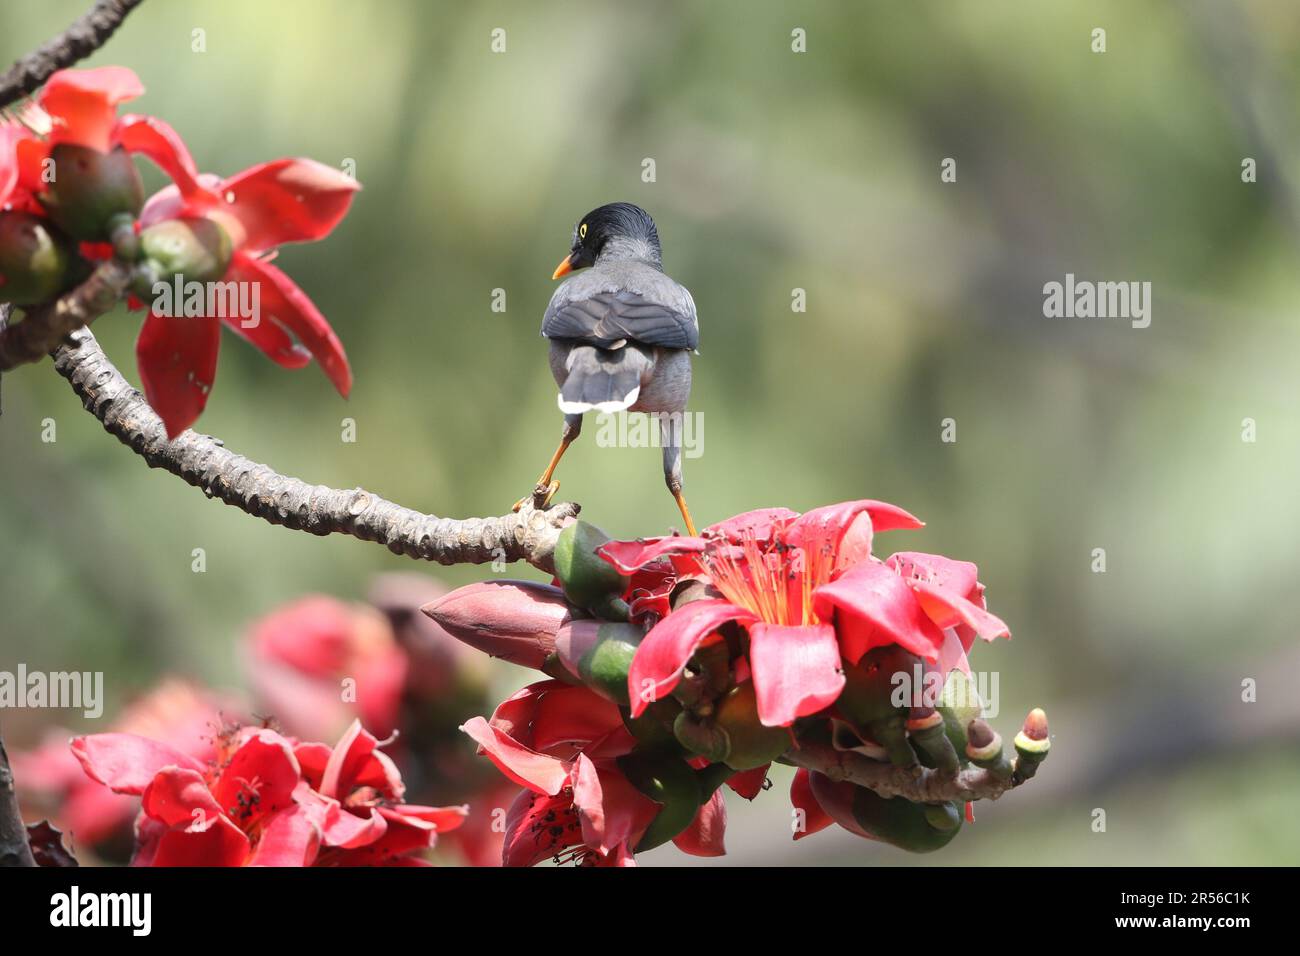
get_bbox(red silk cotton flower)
[599,500,1011,729]
[71,719,463,867]
[133,156,358,437]
[461,680,726,866]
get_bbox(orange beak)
[551,254,574,280]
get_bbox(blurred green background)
[2,0,1298,865]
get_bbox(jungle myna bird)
[514,202,700,534]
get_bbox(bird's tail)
[558,345,651,414]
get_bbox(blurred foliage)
[1,0,1297,865]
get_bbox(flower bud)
[672,710,730,763]
[420,580,571,670]
[617,750,703,852]
[713,680,791,771]
[849,788,964,853]
[554,619,643,706]
[1013,707,1050,781]
[0,212,74,306]
[553,521,632,620]
[39,144,143,241]
[965,718,1013,777]
[137,217,232,288]
[907,705,959,774]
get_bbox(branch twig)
[0,260,132,371]
[0,729,37,867]
[785,743,1022,804]
[52,327,579,573]
[0,0,145,110]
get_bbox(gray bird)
[514,202,700,535]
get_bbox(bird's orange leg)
[514,415,581,511]
[672,488,698,537]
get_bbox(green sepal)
[618,750,703,852]
[850,788,964,853]
[0,212,74,306]
[553,521,631,619]
[39,144,144,241]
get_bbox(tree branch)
[0,260,132,372]
[785,742,1025,804]
[0,728,37,867]
[0,0,145,110]
[51,326,579,573]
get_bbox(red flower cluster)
[1,66,356,437]
[601,499,1009,728]
[72,719,465,866]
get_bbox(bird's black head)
[552,202,661,278]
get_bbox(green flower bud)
[621,698,682,749]
[672,710,730,763]
[0,212,74,306]
[618,751,703,852]
[555,620,642,706]
[553,521,631,620]
[138,218,233,289]
[39,144,144,241]
[713,681,791,771]
[850,788,964,854]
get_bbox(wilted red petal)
[726,764,769,800]
[747,622,846,727]
[673,788,727,857]
[39,66,143,151]
[597,536,707,574]
[229,252,351,397]
[571,754,658,858]
[814,561,946,663]
[71,733,206,796]
[790,768,835,841]
[460,716,569,795]
[502,788,578,867]
[135,310,221,438]
[627,599,756,717]
[807,771,877,841]
[218,158,359,252]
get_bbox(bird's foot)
[512,480,561,513]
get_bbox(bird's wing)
[542,289,699,351]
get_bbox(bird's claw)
[512,480,560,513]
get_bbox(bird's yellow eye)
[579,223,587,239]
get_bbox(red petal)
[318,719,376,800]
[211,728,301,820]
[219,158,359,252]
[787,499,923,558]
[673,788,727,856]
[627,599,756,717]
[229,253,351,396]
[597,536,707,574]
[807,771,877,841]
[113,114,212,203]
[248,805,321,866]
[726,764,769,800]
[789,768,835,841]
[571,754,658,858]
[747,623,846,727]
[135,309,221,438]
[814,561,946,664]
[71,733,206,795]
[704,507,799,543]
[140,767,223,826]
[460,716,569,795]
[39,66,143,152]
[912,581,1010,644]
[148,816,250,867]
[0,125,26,207]
[389,804,469,833]
[490,680,625,755]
